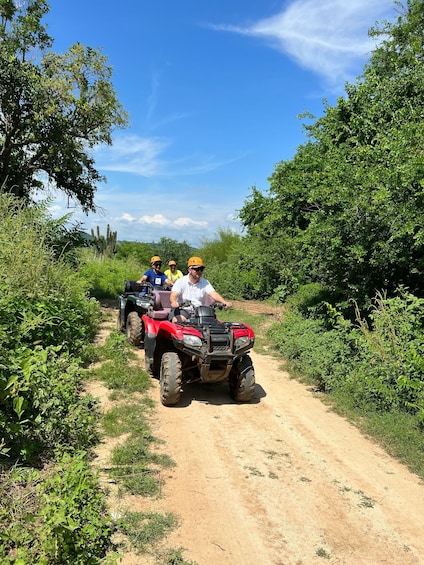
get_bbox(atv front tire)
[126,311,143,346]
[160,351,182,406]
[230,354,255,402]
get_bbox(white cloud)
[211,0,392,85]
[138,214,170,226]
[94,135,170,177]
[174,217,208,228]
[120,212,136,222]
[93,133,243,178]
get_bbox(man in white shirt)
[169,256,232,321]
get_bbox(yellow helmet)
[187,256,204,267]
[150,255,162,264]
[168,260,177,266]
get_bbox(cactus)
[90,224,117,259]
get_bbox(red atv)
[142,290,256,406]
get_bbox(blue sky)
[44,0,396,246]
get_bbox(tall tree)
[0,0,128,211]
[239,0,424,305]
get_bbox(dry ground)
[90,301,424,565]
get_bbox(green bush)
[0,196,101,460]
[346,291,424,415]
[269,308,354,392]
[270,287,424,419]
[0,345,99,460]
[0,452,117,564]
[78,251,143,298]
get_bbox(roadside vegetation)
[0,195,199,563]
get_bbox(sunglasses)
[153,262,162,266]
[191,266,204,272]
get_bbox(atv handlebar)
[178,300,227,310]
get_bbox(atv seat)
[122,280,149,297]
[148,290,172,320]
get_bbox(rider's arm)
[136,274,148,284]
[208,290,232,309]
[170,290,179,308]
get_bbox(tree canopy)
[0,0,128,211]
[238,0,424,307]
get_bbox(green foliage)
[348,291,424,414]
[116,240,155,263]
[270,288,424,418]
[269,307,354,392]
[237,1,424,306]
[115,238,193,271]
[155,237,193,267]
[0,452,117,564]
[1,345,99,460]
[0,196,101,460]
[198,229,282,299]
[199,228,241,264]
[78,250,142,298]
[0,0,127,210]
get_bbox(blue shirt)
[143,269,168,287]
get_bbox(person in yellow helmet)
[137,256,173,288]
[164,260,183,283]
[169,256,232,321]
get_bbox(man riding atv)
[142,256,255,406]
[169,256,231,322]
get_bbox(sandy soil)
[93,303,424,565]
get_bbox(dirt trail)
[96,303,424,565]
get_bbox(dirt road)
[98,304,424,564]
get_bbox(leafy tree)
[155,237,193,268]
[0,0,128,211]
[115,240,155,265]
[239,0,424,307]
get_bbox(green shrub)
[270,288,424,419]
[1,345,99,460]
[78,251,142,298]
[268,308,354,392]
[346,291,424,414]
[0,452,117,564]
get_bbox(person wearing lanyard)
[137,256,174,288]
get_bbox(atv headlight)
[183,334,202,347]
[235,336,250,350]
[136,298,151,308]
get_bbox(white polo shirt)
[172,275,214,307]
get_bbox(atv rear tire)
[126,311,143,346]
[230,354,255,402]
[160,351,182,406]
